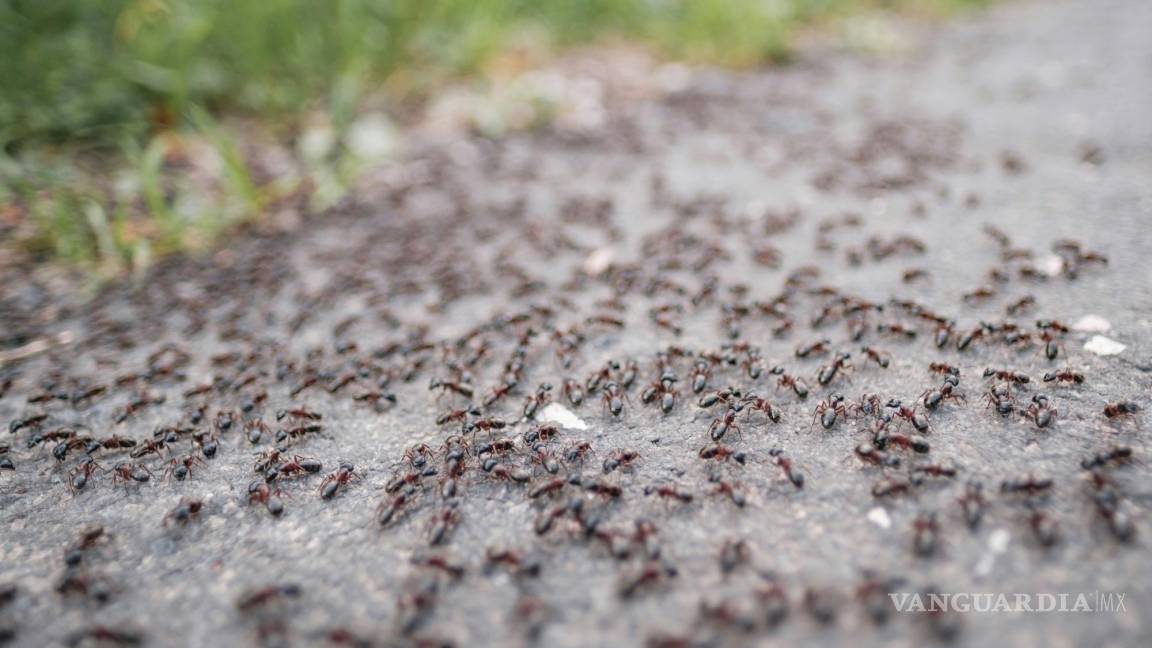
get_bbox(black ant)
[523,383,552,419]
[698,387,742,409]
[689,359,712,394]
[740,393,781,423]
[164,498,204,526]
[603,449,640,473]
[560,378,584,407]
[601,381,627,417]
[640,373,679,415]
[795,339,831,358]
[1023,394,1057,428]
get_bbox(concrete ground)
[1,0,1150,646]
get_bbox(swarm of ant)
[0,87,1140,647]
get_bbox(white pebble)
[539,403,589,431]
[1084,335,1126,356]
[866,507,891,530]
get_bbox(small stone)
[1084,335,1126,356]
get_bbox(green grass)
[0,0,990,274]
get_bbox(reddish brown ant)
[1023,394,1057,428]
[563,440,593,463]
[523,383,553,419]
[248,480,285,516]
[276,407,322,422]
[110,462,152,487]
[709,407,743,441]
[712,480,747,508]
[860,346,890,369]
[928,362,959,377]
[854,443,899,468]
[164,498,204,526]
[876,322,917,340]
[775,372,809,400]
[618,560,677,599]
[429,378,474,399]
[816,352,852,386]
[649,481,691,502]
[165,454,206,481]
[560,378,585,407]
[527,477,568,499]
[601,381,628,417]
[319,463,359,499]
[912,512,939,557]
[872,476,922,498]
[957,481,986,529]
[699,444,746,464]
[769,449,804,488]
[794,339,831,358]
[426,506,461,545]
[1000,475,1053,496]
[1103,401,1140,419]
[603,448,640,473]
[1081,446,1133,470]
[1042,369,1083,385]
[812,394,847,430]
[236,583,301,612]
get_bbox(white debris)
[976,529,1011,577]
[989,529,1011,553]
[539,403,589,431]
[583,248,614,276]
[866,507,892,530]
[1038,254,1065,277]
[1073,314,1111,333]
[1084,335,1126,356]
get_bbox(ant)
[816,352,852,386]
[248,480,285,516]
[164,498,204,526]
[739,393,781,423]
[466,417,508,436]
[699,444,747,464]
[378,488,416,526]
[603,449,640,473]
[563,441,593,464]
[68,458,102,493]
[873,430,930,454]
[413,553,465,579]
[1042,369,1083,385]
[9,413,49,435]
[889,402,931,433]
[795,339,831,359]
[928,363,959,377]
[957,481,986,529]
[860,346,890,369]
[523,383,553,419]
[689,359,712,394]
[640,373,679,415]
[586,361,620,394]
[776,372,809,400]
[983,368,1030,385]
[876,322,917,340]
[270,455,323,481]
[962,286,997,304]
[618,560,677,599]
[236,583,301,612]
[769,449,804,489]
[319,463,359,499]
[1023,394,1057,428]
[402,444,435,469]
[812,394,848,430]
[712,480,747,508]
[646,484,694,504]
[853,444,899,468]
[1000,475,1053,496]
[709,407,743,441]
[528,477,568,499]
[911,461,958,478]
[560,379,584,407]
[276,407,322,422]
[921,382,965,410]
[111,462,152,487]
[1103,401,1140,420]
[872,476,921,498]
[428,378,474,399]
[1081,446,1133,470]
[601,381,628,417]
[436,405,480,426]
[912,512,939,557]
[166,454,206,481]
[1028,509,1060,547]
[427,506,461,546]
[1093,491,1135,543]
[983,383,1015,416]
[698,387,742,409]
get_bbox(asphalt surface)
[2,0,1151,646]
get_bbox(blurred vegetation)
[0,0,990,275]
